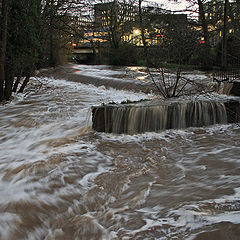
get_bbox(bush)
[108,44,140,66]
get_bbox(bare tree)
[221,0,229,69]
[138,0,150,65]
[38,0,92,67]
[0,0,91,102]
[182,0,212,68]
[0,0,9,101]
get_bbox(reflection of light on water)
[72,64,79,70]
[126,66,147,73]
[137,76,147,80]
[137,76,149,83]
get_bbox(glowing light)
[72,43,77,47]
[133,29,141,35]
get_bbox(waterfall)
[218,82,234,95]
[94,100,229,134]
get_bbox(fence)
[212,70,240,83]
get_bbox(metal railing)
[212,70,240,83]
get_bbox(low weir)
[92,98,240,134]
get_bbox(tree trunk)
[49,24,55,66]
[111,24,121,49]
[0,0,8,101]
[109,0,121,49]
[138,0,148,65]
[221,0,228,70]
[198,0,211,68]
[4,73,14,100]
[18,74,31,93]
[236,0,240,32]
[49,0,55,67]
[90,39,97,56]
[12,75,21,92]
[138,1,146,47]
[228,0,238,32]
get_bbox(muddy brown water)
[0,65,240,240]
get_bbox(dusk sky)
[152,0,189,11]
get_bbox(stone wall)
[92,99,240,134]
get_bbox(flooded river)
[0,65,240,240]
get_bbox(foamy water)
[0,66,240,240]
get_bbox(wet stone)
[230,81,240,96]
[92,99,240,134]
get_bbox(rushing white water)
[96,99,229,134]
[0,65,240,240]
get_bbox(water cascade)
[92,99,240,134]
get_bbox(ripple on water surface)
[0,75,240,239]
